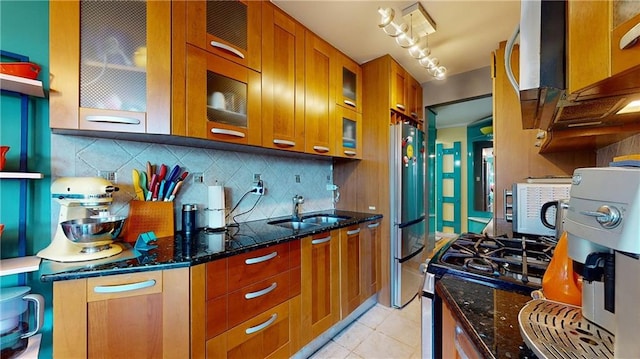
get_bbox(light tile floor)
[309,297,422,359]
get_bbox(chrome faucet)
[292,195,304,221]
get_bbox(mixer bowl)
[61,216,126,245]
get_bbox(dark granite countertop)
[39,210,382,282]
[437,274,533,359]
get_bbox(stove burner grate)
[437,233,554,287]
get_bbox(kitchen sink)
[267,219,320,230]
[301,214,352,224]
[267,214,352,230]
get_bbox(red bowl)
[0,62,41,80]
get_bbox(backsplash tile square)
[51,135,334,232]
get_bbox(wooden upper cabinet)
[390,59,408,116]
[334,51,363,113]
[185,45,261,146]
[335,106,363,159]
[49,0,171,134]
[304,31,336,156]
[567,0,640,93]
[611,2,640,75]
[262,3,306,153]
[408,76,424,124]
[186,0,261,72]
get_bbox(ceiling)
[271,0,521,128]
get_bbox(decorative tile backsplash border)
[51,134,334,232]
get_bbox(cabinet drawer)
[228,271,291,328]
[87,271,162,302]
[228,242,290,292]
[226,300,291,359]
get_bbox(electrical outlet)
[99,170,116,182]
[295,175,300,183]
[254,173,261,182]
[252,181,265,196]
[193,172,204,183]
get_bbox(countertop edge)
[39,211,383,282]
[436,279,495,359]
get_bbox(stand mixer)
[37,177,126,262]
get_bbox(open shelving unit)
[0,50,46,283]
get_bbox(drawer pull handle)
[85,115,140,125]
[313,145,330,153]
[93,279,156,294]
[245,282,277,300]
[273,139,296,147]
[343,99,356,108]
[620,22,640,50]
[210,41,245,59]
[395,103,405,111]
[211,128,245,138]
[367,222,380,229]
[245,251,278,265]
[245,313,277,335]
[312,236,332,245]
[343,150,357,156]
[411,112,418,119]
[346,228,361,235]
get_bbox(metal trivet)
[518,299,614,359]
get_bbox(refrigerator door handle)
[398,215,426,229]
[399,244,425,263]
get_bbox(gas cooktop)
[428,233,555,293]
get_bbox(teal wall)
[1,1,53,357]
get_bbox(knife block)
[122,200,175,242]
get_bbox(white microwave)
[507,182,571,236]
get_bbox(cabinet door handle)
[245,313,277,335]
[343,99,356,108]
[343,150,357,156]
[313,145,330,153]
[245,251,278,265]
[346,228,361,236]
[312,236,332,245]
[210,41,245,59]
[85,115,140,125]
[367,222,380,229]
[211,128,246,138]
[93,279,156,293]
[273,139,296,147]
[620,22,640,50]
[454,325,482,359]
[410,112,418,119]
[395,103,405,111]
[245,282,277,300]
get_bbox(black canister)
[182,204,198,234]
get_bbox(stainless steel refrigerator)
[390,121,427,308]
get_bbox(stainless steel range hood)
[507,0,640,135]
[517,0,566,130]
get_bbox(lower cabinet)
[361,220,381,298]
[52,268,190,359]
[300,230,340,345]
[191,241,300,358]
[206,299,300,359]
[340,225,363,318]
[442,301,483,359]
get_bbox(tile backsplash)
[51,134,334,232]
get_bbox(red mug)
[0,146,9,170]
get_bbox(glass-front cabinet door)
[49,0,171,134]
[335,106,362,159]
[186,0,261,72]
[185,45,261,146]
[334,51,362,113]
